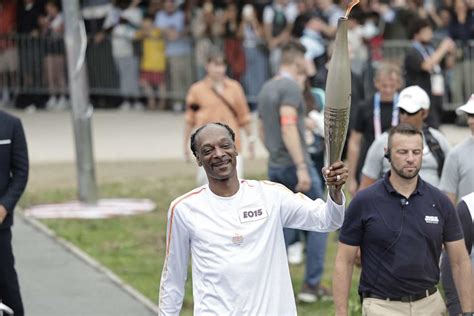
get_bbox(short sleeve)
[442,197,464,243]
[184,85,197,125]
[361,135,386,180]
[280,80,303,109]
[232,82,251,126]
[339,196,364,246]
[439,150,459,196]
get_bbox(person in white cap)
[439,94,474,205]
[358,85,451,190]
[438,95,474,315]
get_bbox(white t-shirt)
[439,137,474,200]
[158,179,345,315]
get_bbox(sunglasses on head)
[399,108,422,116]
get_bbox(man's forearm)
[347,137,361,181]
[451,257,474,312]
[281,124,306,167]
[333,259,354,315]
[422,47,448,71]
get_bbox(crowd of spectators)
[0,0,473,111]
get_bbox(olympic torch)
[324,1,359,166]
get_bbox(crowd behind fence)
[1,34,473,112]
[1,0,474,113]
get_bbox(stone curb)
[17,211,160,314]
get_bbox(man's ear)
[384,147,391,161]
[195,153,203,167]
[421,109,429,119]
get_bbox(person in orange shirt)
[184,50,255,185]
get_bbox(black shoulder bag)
[211,87,239,119]
[422,125,445,177]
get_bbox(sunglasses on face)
[399,108,422,116]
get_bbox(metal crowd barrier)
[0,34,473,110]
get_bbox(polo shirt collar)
[383,171,425,197]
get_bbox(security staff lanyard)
[373,92,399,139]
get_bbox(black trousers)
[0,228,24,316]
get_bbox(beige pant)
[196,155,243,186]
[362,290,447,316]
[0,47,18,73]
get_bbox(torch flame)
[344,0,360,18]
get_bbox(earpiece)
[384,151,391,162]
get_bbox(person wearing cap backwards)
[439,94,474,316]
[334,122,474,316]
[358,85,451,190]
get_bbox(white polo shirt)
[158,179,345,315]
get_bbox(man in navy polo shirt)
[333,123,474,316]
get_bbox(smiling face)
[388,133,423,180]
[194,124,238,182]
[375,72,400,101]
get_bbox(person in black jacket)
[0,110,29,316]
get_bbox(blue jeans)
[268,164,328,287]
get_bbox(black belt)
[361,287,437,303]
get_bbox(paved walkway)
[12,215,157,316]
[13,109,471,163]
[4,109,472,316]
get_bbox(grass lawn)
[19,160,362,315]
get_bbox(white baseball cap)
[396,86,430,113]
[456,94,474,115]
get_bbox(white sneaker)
[24,104,37,114]
[287,241,303,265]
[55,96,69,110]
[46,96,58,110]
[119,101,132,111]
[133,101,145,111]
[172,102,184,112]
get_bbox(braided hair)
[190,122,236,157]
